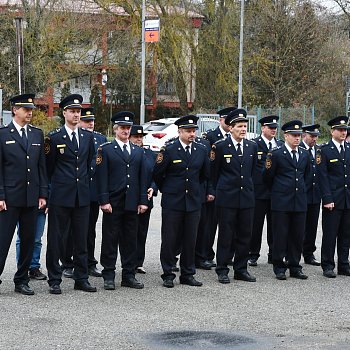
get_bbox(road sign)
[145,19,160,43]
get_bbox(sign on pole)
[145,19,160,43]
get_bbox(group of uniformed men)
[0,93,349,295]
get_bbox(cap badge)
[188,119,193,124]
[341,120,345,124]
[125,116,129,121]
[239,114,243,117]
[86,111,91,115]
[295,125,299,129]
[273,119,276,123]
[28,98,33,103]
[137,130,142,133]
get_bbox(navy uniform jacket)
[143,147,158,209]
[95,140,148,211]
[317,140,350,209]
[204,126,224,146]
[252,136,284,200]
[0,122,48,207]
[45,126,95,207]
[211,138,257,209]
[90,131,108,202]
[299,141,321,205]
[263,145,311,212]
[153,139,210,212]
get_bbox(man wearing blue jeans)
[16,208,47,280]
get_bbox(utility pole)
[238,0,245,108]
[15,17,25,94]
[140,0,146,124]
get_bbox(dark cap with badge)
[327,116,348,129]
[80,107,95,121]
[225,108,248,125]
[217,106,236,118]
[10,93,36,109]
[259,115,279,128]
[174,115,199,129]
[302,124,320,136]
[111,111,134,126]
[59,94,83,110]
[281,120,303,134]
[130,125,147,136]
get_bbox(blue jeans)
[16,209,46,270]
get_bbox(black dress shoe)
[338,269,350,276]
[121,277,144,289]
[88,266,102,277]
[304,256,321,266]
[74,281,97,292]
[163,279,174,288]
[29,268,47,280]
[323,270,336,278]
[63,268,74,278]
[248,258,258,267]
[14,284,34,295]
[218,274,230,284]
[234,271,256,282]
[195,260,212,270]
[290,271,308,279]
[49,284,62,294]
[104,280,115,290]
[276,272,287,280]
[179,276,203,286]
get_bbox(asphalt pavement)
[0,197,350,350]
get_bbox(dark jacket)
[45,126,95,207]
[0,122,48,206]
[211,138,257,209]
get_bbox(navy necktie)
[268,141,272,150]
[123,143,130,162]
[185,145,191,159]
[292,150,297,167]
[71,131,78,152]
[21,127,28,149]
[340,144,345,160]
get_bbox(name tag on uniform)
[173,160,182,163]
[5,140,15,144]
[31,143,41,146]
[330,159,338,163]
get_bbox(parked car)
[142,117,220,152]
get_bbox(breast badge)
[156,152,164,164]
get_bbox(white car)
[142,117,220,152]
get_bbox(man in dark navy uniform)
[154,115,210,288]
[45,94,96,294]
[211,109,257,284]
[249,115,283,266]
[79,107,107,277]
[203,107,236,267]
[263,120,311,280]
[95,112,148,290]
[129,125,157,274]
[318,116,350,278]
[299,124,322,266]
[0,94,48,295]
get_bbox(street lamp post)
[238,0,245,108]
[140,0,146,124]
[15,17,25,94]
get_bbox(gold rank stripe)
[257,152,264,154]
[329,159,338,162]
[173,160,182,163]
[56,144,66,148]
[5,140,15,144]
[224,155,232,158]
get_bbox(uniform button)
[77,178,79,182]
[295,169,297,172]
[313,174,316,177]
[127,164,130,167]
[76,167,79,171]
[91,167,93,170]
[90,178,93,181]
[296,188,298,191]
[77,156,79,159]
[186,179,189,181]
[27,181,30,185]
[240,165,243,168]
[240,187,243,190]
[27,156,29,159]
[345,175,348,178]
[186,168,189,171]
[241,176,243,179]
[346,185,348,188]
[27,169,30,172]
[127,185,130,188]
[127,175,130,178]
[296,178,298,181]
[313,183,315,186]
[185,190,188,193]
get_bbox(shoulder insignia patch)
[96,148,103,165]
[44,137,50,155]
[156,152,164,164]
[210,149,216,161]
[316,152,321,165]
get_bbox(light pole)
[15,17,25,94]
[140,0,146,124]
[238,0,245,108]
